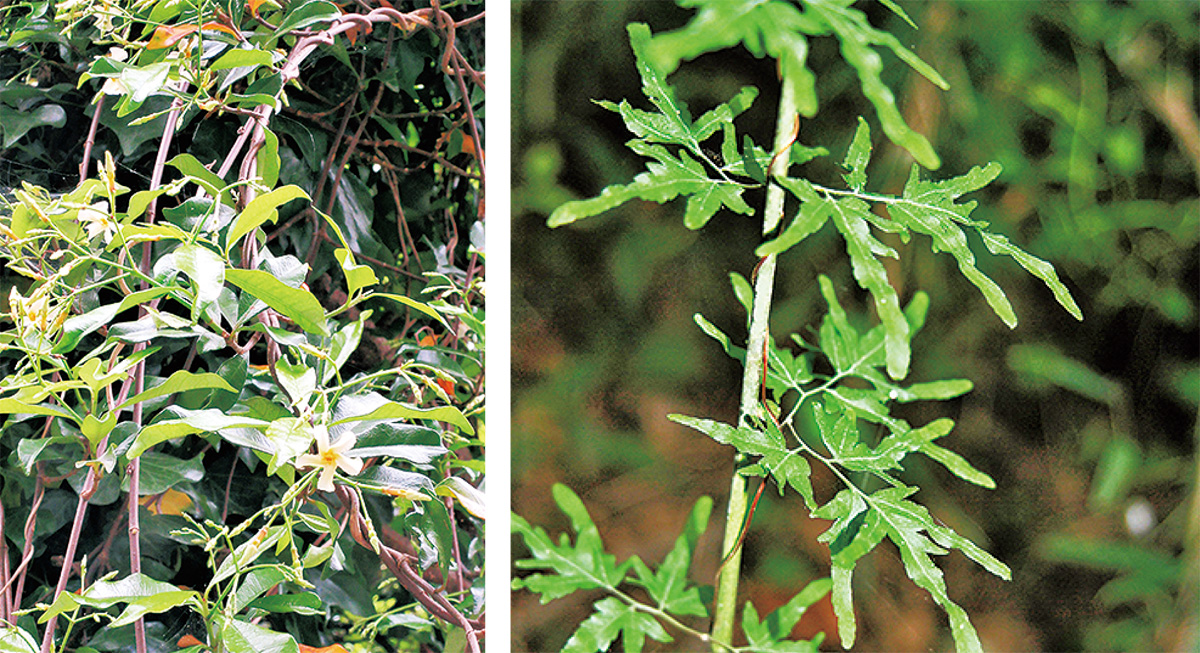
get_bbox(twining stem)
[710,79,798,651]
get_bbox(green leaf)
[842,117,871,192]
[979,231,1083,321]
[890,379,974,402]
[257,127,281,188]
[210,48,274,71]
[868,486,996,653]
[806,1,946,168]
[548,142,751,230]
[226,185,309,256]
[118,371,235,411]
[246,591,323,615]
[273,0,339,36]
[128,408,268,459]
[512,484,630,601]
[758,178,831,256]
[827,195,909,379]
[1007,344,1122,405]
[220,616,299,653]
[371,293,449,328]
[331,392,473,435]
[54,288,174,354]
[167,154,235,207]
[692,313,745,363]
[549,23,761,230]
[212,526,286,588]
[133,452,204,495]
[334,247,379,296]
[275,356,316,407]
[887,163,1021,327]
[0,625,38,653]
[670,414,815,508]
[346,423,447,463]
[0,398,76,422]
[436,476,485,519]
[225,268,329,337]
[0,104,66,149]
[265,417,314,475]
[353,466,435,500]
[629,496,711,617]
[562,597,672,653]
[39,574,198,625]
[741,578,830,652]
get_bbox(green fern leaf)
[629,497,712,616]
[741,579,831,652]
[548,142,752,229]
[562,597,673,653]
[807,0,947,168]
[669,414,817,509]
[512,484,630,601]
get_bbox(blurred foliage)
[513,1,1197,651]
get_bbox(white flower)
[77,201,116,242]
[294,425,363,493]
[9,287,67,336]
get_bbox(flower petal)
[316,465,337,492]
[335,454,363,477]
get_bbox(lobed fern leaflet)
[762,118,1082,380]
[671,274,1010,653]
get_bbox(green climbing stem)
[710,78,798,651]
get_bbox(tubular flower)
[9,287,68,337]
[76,201,116,243]
[295,425,363,493]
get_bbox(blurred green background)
[512,1,1198,651]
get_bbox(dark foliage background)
[0,0,484,650]
[512,1,1197,651]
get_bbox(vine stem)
[710,79,798,651]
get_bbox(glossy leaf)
[331,391,473,435]
[221,617,300,653]
[118,371,235,411]
[226,268,329,337]
[437,476,485,519]
[226,185,309,256]
[128,408,268,459]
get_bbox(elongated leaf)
[741,578,830,652]
[758,179,832,256]
[828,196,909,379]
[128,408,268,458]
[670,414,815,508]
[225,268,329,336]
[548,142,751,229]
[842,117,871,192]
[226,185,309,256]
[119,370,234,410]
[354,466,435,500]
[887,162,1021,326]
[437,476,485,518]
[979,231,1083,321]
[167,154,235,206]
[331,392,473,435]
